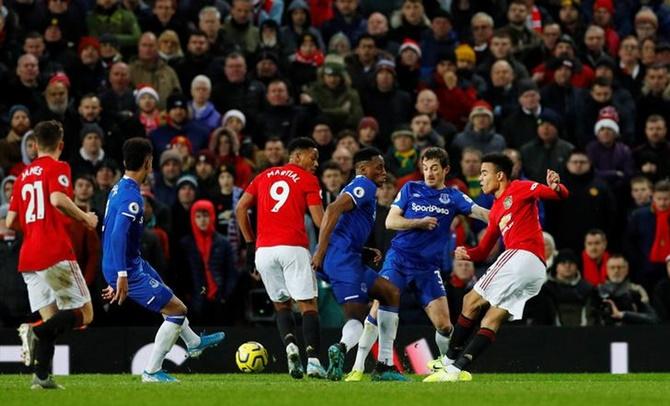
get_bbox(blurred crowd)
[1,0,670,328]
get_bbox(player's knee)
[383,285,400,306]
[435,320,453,334]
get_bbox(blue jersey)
[101,176,144,281]
[329,175,377,252]
[390,181,474,269]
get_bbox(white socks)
[435,328,452,356]
[340,319,363,352]
[146,316,184,373]
[377,307,399,366]
[179,317,201,348]
[352,316,378,372]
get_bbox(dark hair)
[336,129,357,141]
[24,31,43,42]
[585,228,607,241]
[421,147,450,168]
[73,173,96,188]
[79,93,99,104]
[265,136,284,146]
[568,148,589,160]
[34,120,64,151]
[225,51,245,63]
[591,76,612,89]
[654,180,670,193]
[356,33,377,47]
[354,147,383,165]
[320,160,343,174]
[288,137,317,155]
[630,175,652,187]
[481,152,513,179]
[123,137,153,171]
[188,29,208,39]
[492,29,512,40]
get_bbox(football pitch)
[1,373,668,406]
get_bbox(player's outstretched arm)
[311,193,355,270]
[385,206,437,231]
[50,191,98,229]
[466,221,501,263]
[468,205,490,223]
[531,170,569,200]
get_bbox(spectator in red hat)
[357,116,380,149]
[168,135,196,172]
[531,34,595,89]
[35,72,80,159]
[592,0,620,57]
[396,38,422,95]
[69,36,106,98]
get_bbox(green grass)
[1,373,668,406]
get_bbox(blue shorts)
[380,248,446,307]
[107,260,173,313]
[319,245,380,304]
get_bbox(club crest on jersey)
[58,175,69,187]
[149,278,160,288]
[503,196,513,209]
[354,187,365,198]
[128,202,140,214]
[439,193,450,204]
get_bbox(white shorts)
[474,249,546,321]
[22,260,92,313]
[255,246,317,303]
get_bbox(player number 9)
[270,180,290,212]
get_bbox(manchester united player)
[236,137,325,379]
[6,121,98,389]
[424,153,569,382]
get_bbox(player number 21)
[22,181,45,223]
[270,180,290,212]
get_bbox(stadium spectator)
[369,172,397,255]
[189,75,221,133]
[0,106,31,174]
[68,37,105,99]
[452,101,505,161]
[477,30,528,83]
[544,232,558,269]
[304,55,363,133]
[321,0,366,45]
[73,174,96,212]
[459,147,482,199]
[197,6,228,56]
[629,176,653,215]
[627,180,670,293]
[254,79,313,145]
[86,0,141,53]
[140,0,188,45]
[414,89,456,144]
[617,36,645,99]
[539,57,585,144]
[129,32,182,109]
[258,137,286,170]
[150,93,209,155]
[582,25,615,69]
[591,0,619,57]
[210,165,243,257]
[469,12,494,63]
[181,200,237,324]
[520,109,574,183]
[590,255,658,325]
[210,128,254,188]
[411,113,444,151]
[395,39,422,96]
[98,62,135,119]
[526,249,594,326]
[71,124,106,177]
[5,54,43,114]
[502,79,543,149]
[634,115,670,182]
[8,131,37,177]
[446,260,477,325]
[135,85,162,136]
[67,176,102,287]
[454,43,487,96]
[652,257,670,322]
[360,59,413,145]
[157,30,184,69]
[174,31,213,94]
[502,0,542,66]
[91,158,120,216]
[581,229,612,287]
[281,0,326,57]
[221,0,259,55]
[320,160,344,206]
[99,34,123,71]
[35,73,79,160]
[193,150,219,199]
[335,130,360,155]
[311,117,335,163]
[635,65,670,140]
[211,52,265,133]
[419,10,457,74]
[328,32,351,57]
[345,34,379,90]
[481,59,518,125]
[332,146,354,183]
[385,129,418,182]
[154,149,182,207]
[547,151,616,255]
[366,11,397,54]
[357,116,381,149]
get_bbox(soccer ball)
[236,341,269,373]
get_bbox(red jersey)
[9,156,76,271]
[245,163,322,248]
[467,180,569,263]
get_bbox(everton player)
[311,147,405,381]
[7,121,98,389]
[236,137,326,379]
[424,153,569,382]
[345,147,490,382]
[101,138,224,383]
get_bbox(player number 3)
[22,181,45,223]
[270,180,290,212]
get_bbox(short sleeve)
[8,179,20,212]
[391,183,411,211]
[119,196,143,222]
[343,177,375,207]
[304,174,322,206]
[47,162,72,197]
[453,190,475,215]
[245,176,259,197]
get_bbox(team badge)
[503,196,513,209]
[361,282,368,293]
[128,202,140,214]
[439,193,450,204]
[58,175,69,187]
[354,187,365,198]
[149,278,160,288]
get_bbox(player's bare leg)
[25,301,93,389]
[346,301,379,381]
[297,298,326,379]
[274,300,304,379]
[369,277,407,381]
[424,296,454,371]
